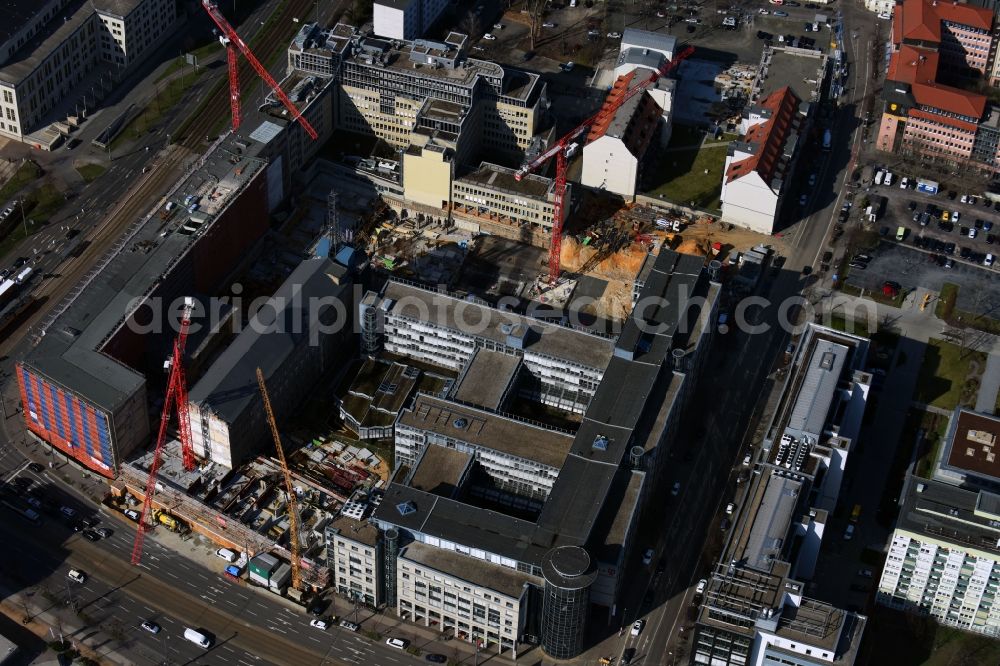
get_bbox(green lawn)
[935,282,958,319]
[826,313,871,338]
[932,281,1000,334]
[914,410,950,479]
[75,164,106,183]
[23,184,65,224]
[915,338,987,410]
[0,161,43,200]
[643,125,733,211]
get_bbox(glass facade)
[540,546,596,659]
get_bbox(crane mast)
[200,1,318,139]
[131,298,196,565]
[256,368,303,591]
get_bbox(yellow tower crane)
[256,367,302,591]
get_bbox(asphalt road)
[0,462,425,666]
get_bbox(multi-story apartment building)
[0,0,177,145]
[373,0,450,41]
[326,497,383,607]
[361,280,615,414]
[877,0,1000,167]
[720,45,826,234]
[878,409,1000,637]
[334,25,546,166]
[693,324,870,666]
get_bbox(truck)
[822,128,832,151]
[916,179,939,195]
[14,266,31,284]
[152,509,181,531]
[874,169,884,186]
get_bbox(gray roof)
[617,47,667,74]
[897,475,1000,558]
[92,0,143,17]
[407,444,473,498]
[786,339,848,439]
[401,541,540,599]
[742,472,802,572]
[188,258,349,424]
[451,347,520,410]
[620,29,676,57]
[0,0,47,49]
[0,0,95,85]
[382,280,615,370]
[25,142,267,413]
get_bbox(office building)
[581,73,675,199]
[326,495,384,607]
[357,250,720,658]
[334,25,546,165]
[373,0,449,41]
[614,29,676,79]
[18,140,271,476]
[337,358,429,441]
[720,44,826,234]
[877,0,998,166]
[187,258,354,470]
[877,409,1000,637]
[693,324,870,666]
[0,0,178,146]
[360,279,615,414]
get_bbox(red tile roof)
[725,87,800,185]
[895,0,993,45]
[886,46,939,84]
[908,107,979,133]
[911,81,985,118]
[587,72,638,142]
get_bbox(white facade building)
[863,0,895,14]
[373,0,450,40]
[326,500,382,607]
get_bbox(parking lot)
[844,240,1000,317]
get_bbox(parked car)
[67,569,87,584]
[386,638,409,649]
[483,33,497,40]
[843,524,855,540]
[426,655,447,664]
[725,503,736,515]
[774,10,788,16]
[986,253,995,267]
[27,462,44,473]
[607,31,622,38]
[339,619,360,632]
[696,579,707,594]
[642,548,654,565]
[542,22,556,27]
[671,481,681,496]
[310,618,329,630]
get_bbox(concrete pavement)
[975,353,1000,413]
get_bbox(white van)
[184,628,211,648]
[216,548,238,563]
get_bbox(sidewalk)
[0,581,131,665]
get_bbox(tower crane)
[256,368,302,591]
[514,46,694,284]
[131,298,197,565]
[200,1,318,140]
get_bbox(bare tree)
[460,10,483,39]
[526,0,547,50]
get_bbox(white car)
[642,548,654,565]
[493,23,504,29]
[607,32,622,39]
[542,21,556,27]
[843,524,855,540]
[696,579,707,594]
[141,621,161,634]
[970,227,978,239]
[657,10,667,17]
[339,619,360,632]
[631,620,645,637]
[386,638,409,649]
[952,210,961,223]
[725,503,736,515]
[310,618,329,630]
[877,12,891,20]
[671,481,681,496]
[799,194,808,206]
[561,61,575,71]
[67,569,87,584]
[483,33,497,41]
[807,173,816,186]
[684,17,700,24]
[986,253,995,267]
[759,8,769,14]
[743,453,752,466]
[960,194,969,203]
[900,177,909,189]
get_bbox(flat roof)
[740,471,803,572]
[898,475,1000,558]
[786,338,848,438]
[0,0,95,85]
[401,541,540,599]
[620,28,676,56]
[408,444,473,498]
[399,394,573,469]
[758,48,827,104]
[0,0,50,51]
[382,280,615,370]
[597,470,645,563]
[188,258,350,424]
[943,409,1000,483]
[327,513,379,547]
[451,348,520,411]
[460,162,553,199]
[341,358,421,427]
[25,139,267,412]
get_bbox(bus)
[850,504,862,523]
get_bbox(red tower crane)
[515,46,694,284]
[200,1,318,140]
[131,298,197,565]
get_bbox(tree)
[525,0,547,50]
[460,10,483,40]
